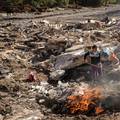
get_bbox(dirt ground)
[0,4,120,23]
[0,5,120,120]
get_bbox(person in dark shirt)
[84,45,102,80]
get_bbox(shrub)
[1,0,118,12]
[6,0,24,5]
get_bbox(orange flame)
[66,88,104,114]
[95,107,104,115]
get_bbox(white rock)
[90,20,96,23]
[42,19,50,25]
[16,110,44,120]
[79,37,83,43]
[0,114,3,120]
[39,99,45,103]
[40,81,48,86]
[58,81,69,88]
[50,70,65,80]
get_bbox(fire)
[95,107,104,115]
[66,87,104,115]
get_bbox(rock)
[0,99,12,115]
[79,37,84,43]
[0,114,4,120]
[37,72,48,81]
[14,45,30,51]
[66,45,84,52]
[50,70,65,80]
[8,110,44,120]
[58,81,69,88]
[48,89,57,99]
[0,16,119,120]
[0,84,9,92]
[54,49,84,70]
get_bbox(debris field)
[0,9,120,120]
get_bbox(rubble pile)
[0,16,120,120]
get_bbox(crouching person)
[26,67,37,82]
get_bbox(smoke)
[99,65,120,96]
[90,65,120,112]
[100,80,120,111]
[71,64,120,113]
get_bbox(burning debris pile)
[66,87,104,115]
[35,80,120,118]
[0,14,120,120]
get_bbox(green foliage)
[56,0,70,6]
[31,0,57,7]
[6,0,24,5]
[2,0,119,12]
[4,0,119,7]
[81,0,101,6]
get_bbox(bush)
[1,0,118,12]
[6,0,24,5]
[87,0,101,6]
[31,0,60,8]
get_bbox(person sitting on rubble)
[26,67,37,82]
[84,45,102,80]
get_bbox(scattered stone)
[50,70,65,81]
[0,114,4,120]
[0,14,119,120]
[16,110,44,120]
